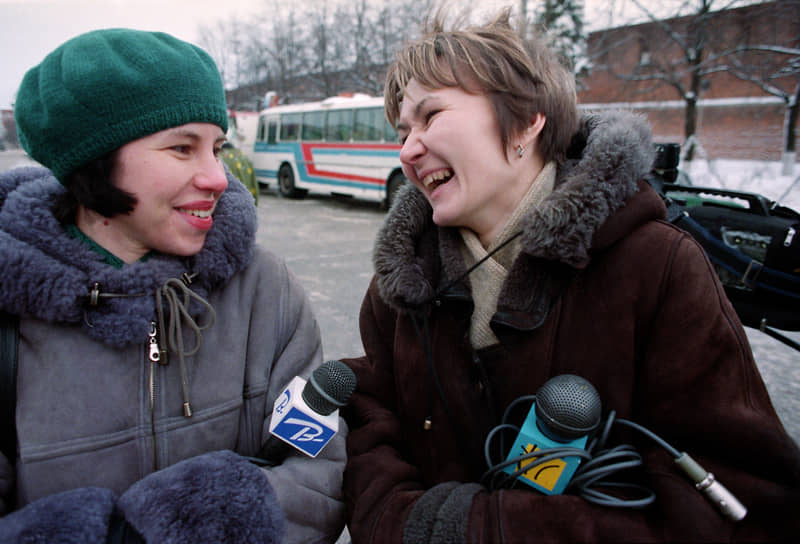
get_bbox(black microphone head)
[302,360,357,415]
[535,374,602,442]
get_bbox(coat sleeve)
[0,451,286,544]
[0,486,117,544]
[0,452,11,516]
[247,248,347,544]
[117,450,285,543]
[344,233,800,543]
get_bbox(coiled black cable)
[482,397,658,508]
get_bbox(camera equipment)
[647,144,800,351]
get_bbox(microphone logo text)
[276,390,291,415]
[285,417,325,442]
[272,405,336,457]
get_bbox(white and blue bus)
[252,94,407,208]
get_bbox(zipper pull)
[148,322,161,363]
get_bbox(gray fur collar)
[374,110,656,312]
[0,166,257,346]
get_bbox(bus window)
[280,113,301,141]
[326,109,353,142]
[384,118,398,143]
[354,107,384,142]
[302,111,325,141]
[267,118,278,144]
[256,116,266,142]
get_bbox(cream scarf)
[459,161,556,348]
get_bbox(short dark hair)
[53,151,137,223]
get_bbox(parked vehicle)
[251,94,406,208]
[227,109,260,161]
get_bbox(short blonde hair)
[385,7,578,163]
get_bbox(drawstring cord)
[154,274,216,418]
[410,230,523,431]
[410,312,449,431]
[433,231,522,299]
[85,274,215,419]
[409,309,492,477]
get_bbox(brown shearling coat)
[342,111,800,543]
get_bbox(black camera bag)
[661,183,800,331]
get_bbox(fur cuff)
[403,482,483,544]
[0,486,116,544]
[118,450,286,544]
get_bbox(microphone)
[492,375,748,521]
[258,360,356,465]
[502,374,602,495]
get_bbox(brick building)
[577,1,799,161]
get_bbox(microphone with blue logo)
[258,359,357,465]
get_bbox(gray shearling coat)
[0,167,345,543]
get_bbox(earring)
[516,145,525,158]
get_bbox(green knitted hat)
[15,28,228,182]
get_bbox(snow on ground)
[680,157,800,211]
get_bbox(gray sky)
[0,0,632,110]
[1,0,268,109]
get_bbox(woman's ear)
[520,113,546,150]
[510,113,546,160]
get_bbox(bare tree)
[194,0,492,107]
[590,0,772,161]
[518,0,532,38]
[716,1,800,173]
[197,18,241,91]
[198,13,276,109]
[265,4,310,100]
[345,0,382,93]
[331,0,431,96]
[307,2,336,97]
[533,0,589,81]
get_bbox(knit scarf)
[460,161,556,348]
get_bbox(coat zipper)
[148,321,160,470]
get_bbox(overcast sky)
[0,0,634,110]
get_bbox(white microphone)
[258,360,356,464]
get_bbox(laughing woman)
[341,8,800,543]
[0,29,344,543]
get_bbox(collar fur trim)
[373,110,656,311]
[0,166,257,346]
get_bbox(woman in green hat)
[0,28,345,543]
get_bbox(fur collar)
[374,110,657,312]
[0,166,257,346]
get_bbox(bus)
[252,94,407,208]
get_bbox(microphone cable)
[482,397,748,520]
[481,408,660,508]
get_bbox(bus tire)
[384,172,407,210]
[278,164,302,199]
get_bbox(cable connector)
[675,453,747,521]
